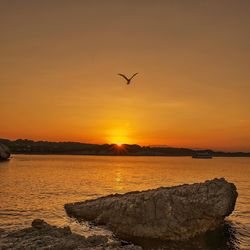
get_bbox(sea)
[0,155,249,249]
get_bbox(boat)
[192,152,213,159]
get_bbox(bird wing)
[118,73,130,81]
[130,72,139,80]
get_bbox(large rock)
[65,178,238,241]
[0,219,142,250]
[0,143,10,161]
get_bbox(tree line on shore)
[0,138,249,157]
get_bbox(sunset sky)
[0,1,250,151]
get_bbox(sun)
[113,142,127,153]
[107,129,131,146]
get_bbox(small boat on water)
[192,152,213,159]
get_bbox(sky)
[0,0,250,151]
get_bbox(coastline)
[9,152,250,157]
[1,139,249,158]
[0,179,238,249]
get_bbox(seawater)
[0,155,249,249]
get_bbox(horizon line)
[1,137,250,154]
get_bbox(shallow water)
[0,155,249,249]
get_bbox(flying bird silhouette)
[118,73,138,85]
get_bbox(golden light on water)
[115,171,123,191]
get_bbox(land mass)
[0,138,249,157]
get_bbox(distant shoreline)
[10,153,250,157]
[1,138,250,157]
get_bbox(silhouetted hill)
[0,138,249,157]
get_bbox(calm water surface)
[0,155,249,249]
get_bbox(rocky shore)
[0,219,141,250]
[0,143,10,161]
[65,178,238,241]
[0,178,238,249]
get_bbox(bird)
[118,73,138,85]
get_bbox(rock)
[0,219,142,250]
[31,218,49,229]
[87,235,108,246]
[65,178,238,241]
[0,143,10,161]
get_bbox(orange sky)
[0,1,250,151]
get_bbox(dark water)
[0,155,249,249]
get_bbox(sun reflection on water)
[115,171,123,191]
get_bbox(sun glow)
[106,128,132,145]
